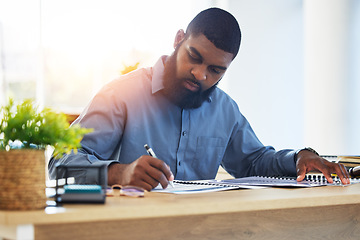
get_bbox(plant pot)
[0,149,47,210]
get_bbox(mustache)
[185,78,202,91]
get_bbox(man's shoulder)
[111,67,151,85]
[212,87,238,107]
[100,67,152,92]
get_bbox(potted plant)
[0,98,92,210]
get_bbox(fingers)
[148,157,174,182]
[295,150,314,182]
[126,155,174,191]
[296,165,306,182]
[137,171,162,191]
[296,153,350,185]
[321,162,350,185]
[321,169,334,184]
[145,160,172,189]
[334,163,350,185]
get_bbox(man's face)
[162,32,234,109]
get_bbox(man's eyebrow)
[189,47,203,59]
[189,46,228,71]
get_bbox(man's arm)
[220,109,350,183]
[47,148,118,184]
[49,151,174,191]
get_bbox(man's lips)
[183,79,200,92]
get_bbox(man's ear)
[173,29,185,49]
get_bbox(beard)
[161,49,217,109]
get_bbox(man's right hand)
[107,155,174,191]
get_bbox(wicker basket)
[0,149,47,210]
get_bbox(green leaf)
[0,98,92,157]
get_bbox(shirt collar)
[151,55,167,94]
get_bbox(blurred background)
[0,0,359,155]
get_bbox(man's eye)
[188,53,200,62]
[210,67,221,74]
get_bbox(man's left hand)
[296,150,350,185]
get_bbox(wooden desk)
[1,184,360,240]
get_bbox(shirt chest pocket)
[192,136,226,179]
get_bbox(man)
[49,8,350,191]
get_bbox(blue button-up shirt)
[49,56,297,183]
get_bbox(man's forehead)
[184,34,234,68]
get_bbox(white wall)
[0,22,4,106]
[303,0,357,155]
[224,0,304,151]
[221,0,359,155]
[349,0,360,154]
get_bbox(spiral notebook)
[152,175,360,194]
[151,179,253,194]
[209,175,360,188]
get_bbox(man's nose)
[191,65,207,81]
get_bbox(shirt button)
[178,161,181,166]
[182,131,187,136]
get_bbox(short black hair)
[185,7,241,59]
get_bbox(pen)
[144,144,175,188]
[144,144,158,158]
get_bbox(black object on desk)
[54,164,107,204]
[349,166,360,178]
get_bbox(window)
[0,0,213,112]
[0,0,41,105]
